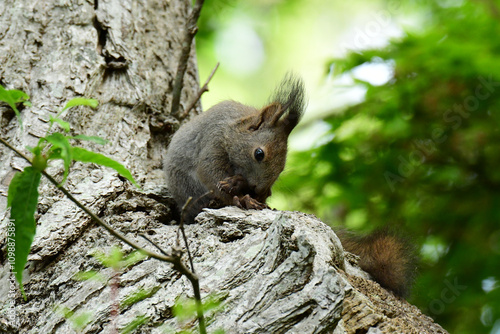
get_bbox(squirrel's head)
[229,75,305,201]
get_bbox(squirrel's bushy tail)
[269,73,306,134]
[336,229,418,297]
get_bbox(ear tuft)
[238,74,306,133]
[269,73,306,134]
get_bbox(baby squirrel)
[164,73,305,223]
[164,74,416,297]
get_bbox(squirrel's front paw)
[218,175,248,196]
[233,194,270,210]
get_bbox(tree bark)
[0,1,448,333]
[0,0,198,332]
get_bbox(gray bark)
[0,1,448,333]
[0,0,197,332]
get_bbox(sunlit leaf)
[91,247,122,269]
[72,147,139,187]
[73,270,107,282]
[121,287,159,309]
[70,311,93,331]
[44,133,73,185]
[120,315,150,334]
[7,167,41,297]
[173,297,198,322]
[49,116,71,132]
[122,250,147,269]
[62,97,98,112]
[0,85,30,129]
[54,305,74,319]
[71,134,108,145]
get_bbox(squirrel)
[164,74,416,297]
[164,73,305,224]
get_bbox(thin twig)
[178,197,195,272]
[139,234,170,257]
[177,191,214,271]
[177,193,215,334]
[180,62,220,119]
[170,0,205,116]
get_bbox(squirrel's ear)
[279,100,302,135]
[240,102,285,131]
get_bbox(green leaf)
[8,89,30,104]
[49,116,71,132]
[73,270,106,282]
[122,250,147,269]
[90,249,108,267]
[0,85,30,129]
[91,246,126,269]
[173,297,198,321]
[54,305,74,319]
[44,133,73,185]
[72,147,139,187]
[69,311,93,331]
[71,135,108,145]
[26,145,41,155]
[91,248,121,269]
[7,167,41,297]
[120,315,150,334]
[109,246,124,269]
[213,329,226,334]
[47,148,62,161]
[62,97,98,112]
[121,287,159,309]
[31,153,48,172]
[202,294,223,313]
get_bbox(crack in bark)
[92,16,107,56]
[92,14,129,71]
[276,300,316,334]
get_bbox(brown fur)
[336,229,417,297]
[164,74,305,223]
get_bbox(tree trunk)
[0,0,198,332]
[0,1,448,333]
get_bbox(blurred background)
[195,1,500,333]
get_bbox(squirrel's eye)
[254,148,265,162]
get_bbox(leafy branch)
[0,88,207,333]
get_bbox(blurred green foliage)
[197,0,500,332]
[195,0,367,109]
[272,1,500,333]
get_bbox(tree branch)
[170,0,205,116]
[180,62,220,119]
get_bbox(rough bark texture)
[0,1,448,333]
[0,0,197,332]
